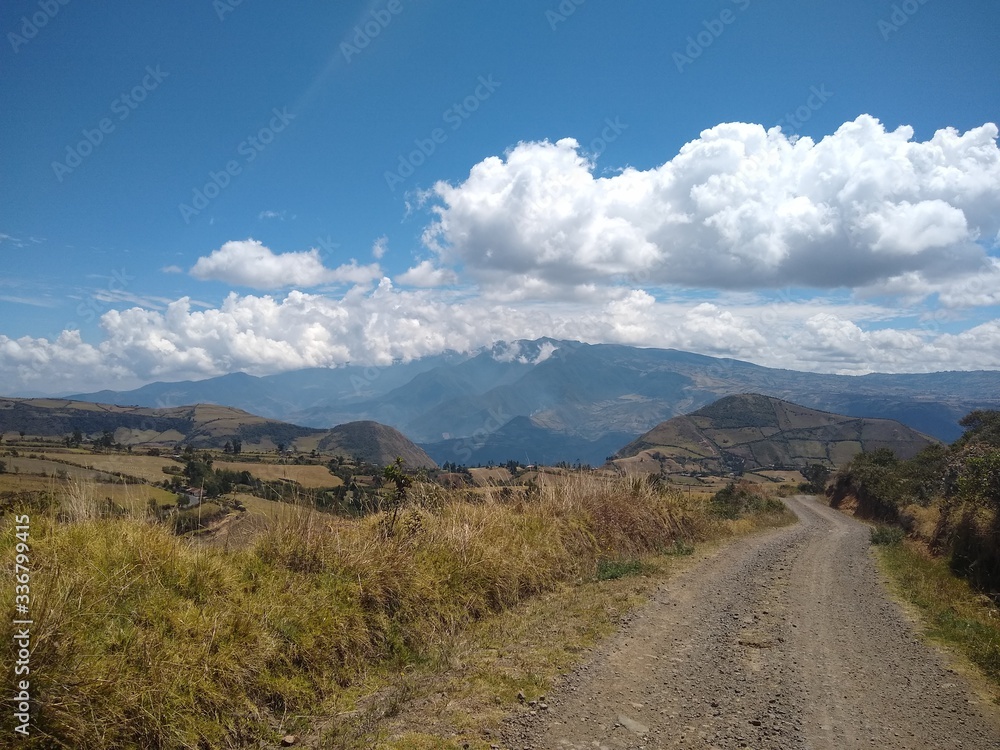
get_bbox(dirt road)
[503,495,1000,749]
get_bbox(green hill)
[613,393,937,476]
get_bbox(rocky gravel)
[501,495,1000,749]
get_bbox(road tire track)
[502,495,1000,749]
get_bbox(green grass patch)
[870,525,905,546]
[665,538,696,556]
[876,540,1000,687]
[595,558,645,580]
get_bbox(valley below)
[504,496,1000,750]
[3,377,999,748]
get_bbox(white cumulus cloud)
[396,260,458,287]
[422,116,1000,297]
[190,238,381,289]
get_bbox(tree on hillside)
[0,460,6,474]
[380,457,412,536]
[800,464,831,494]
[958,449,1000,510]
[93,430,116,452]
[184,457,212,488]
[958,410,1000,448]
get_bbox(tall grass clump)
[1,474,782,748]
[709,479,789,522]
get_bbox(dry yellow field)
[213,461,343,488]
[230,492,322,520]
[0,473,174,513]
[0,474,58,493]
[467,467,513,486]
[3,456,114,481]
[36,452,179,483]
[86,483,177,513]
[752,469,805,484]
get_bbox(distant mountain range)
[67,339,1000,465]
[613,394,937,475]
[0,398,436,468]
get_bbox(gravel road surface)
[503,495,1000,749]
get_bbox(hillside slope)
[0,398,435,467]
[613,393,937,475]
[319,421,436,468]
[0,398,308,449]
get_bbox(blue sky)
[2,0,999,393]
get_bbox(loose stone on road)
[503,495,1000,749]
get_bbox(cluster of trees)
[830,410,1000,591]
[799,463,831,494]
[60,429,131,453]
[222,439,243,455]
[162,451,253,499]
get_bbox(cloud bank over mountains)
[3,116,999,393]
[423,115,1000,300]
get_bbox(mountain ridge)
[65,339,1000,463]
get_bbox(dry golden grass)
[292,433,326,453]
[59,478,176,515]
[466,467,513,486]
[0,475,791,749]
[378,549,712,749]
[899,502,941,541]
[213,460,343,487]
[0,472,174,514]
[0,473,57,493]
[191,403,268,424]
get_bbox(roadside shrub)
[831,418,1000,597]
[829,448,902,520]
[798,463,831,494]
[710,480,785,519]
[870,525,905,546]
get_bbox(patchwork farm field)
[35,452,178,482]
[0,471,175,513]
[2,456,116,481]
[24,452,345,489]
[213,460,343,488]
[0,473,58,493]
